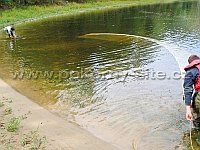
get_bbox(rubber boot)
[196,131,200,146]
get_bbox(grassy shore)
[0,0,180,29]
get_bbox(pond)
[1,1,200,149]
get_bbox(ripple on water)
[50,34,183,150]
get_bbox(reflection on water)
[1,1,200,150]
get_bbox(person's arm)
[183,68,198,121]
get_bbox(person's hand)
[186,111,193,121]
[186,105,193,121]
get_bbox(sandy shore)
[0,78,119,150]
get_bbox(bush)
[5,117,21,132]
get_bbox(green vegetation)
[0,0,179,9]
[20,130,47,149]
[0,97,47,149]
[0,0,179,28]
[0,0,67,9]
[5,117,21,132]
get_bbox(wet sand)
[0,78,120,150]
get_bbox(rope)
[190,121,195,150]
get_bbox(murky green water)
[1,1,200,149]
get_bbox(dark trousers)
[192,91,200,129]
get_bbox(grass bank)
[0,0,180,28]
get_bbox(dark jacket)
[184,67,199,105]
[184,59,200,105]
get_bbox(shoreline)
[0,78,120,150]
[0,0,180,29]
